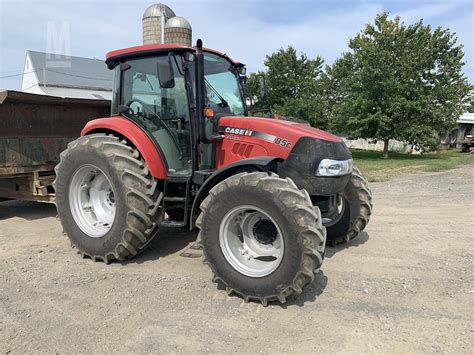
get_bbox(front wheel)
[54,134,162,263]
[323,166,373,245]
[196,172,326,306]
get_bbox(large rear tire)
[325,166,372,245]
[196,172,326,306]
[54,134,162,263]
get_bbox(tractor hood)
[218,116,347,166]
[219,116,342,145]
[217,116,352,197]
[217,116,343,163]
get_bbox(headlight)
[316,158,353,176]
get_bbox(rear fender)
[189,156,281,229]
[81,116,167,179]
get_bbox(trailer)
[0,90,110,202]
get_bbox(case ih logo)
[224,127,253,136]
[219,126,291,149]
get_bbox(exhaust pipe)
[195,39,223,144]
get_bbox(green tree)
[244,71,268,113]
[326,13,469,158]
[248,46,327,127]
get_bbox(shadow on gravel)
[324,231,370,258]
[121,226,199,265]
[0,200,57,221]
[284,270,328,307]
[126,225,330,307]
[216,270,328,308]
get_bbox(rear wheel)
[54,134,162,262]
[324,166,372,245]
[196,172,326,306]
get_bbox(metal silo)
[164,16,192,46]
[142,3,176,44]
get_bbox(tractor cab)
[106,43,247,177]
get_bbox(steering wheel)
[126,98,153,116]
[125,99,184,160]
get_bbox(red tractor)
[54,40,372,305]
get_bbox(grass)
[351,149,474,182]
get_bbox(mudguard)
[81,116,167,179]
[189,156,282,229]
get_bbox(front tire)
[196,172,326,306]
[324,167,373,245]
[54,134,162,263]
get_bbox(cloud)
[1,0,472,90]
[177,1,385,72]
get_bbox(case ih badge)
[220,125,291,148]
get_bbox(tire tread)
[197,172,325,306]
[53,134,162,263]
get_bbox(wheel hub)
[219,205,284,278]
[106,190,115,205]
[322,195,345,227]
[68,164,116,238]
[252,219,278,245]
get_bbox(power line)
[0,69,41,79]
[0,68,26,74]
[0,68,113,82]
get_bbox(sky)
[0,0,473,90]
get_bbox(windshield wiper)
[205,78,228,108]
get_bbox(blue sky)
[0,0,472,90]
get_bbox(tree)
[244,71,269,114]
[326,13,469,158]
[248,46,328,127]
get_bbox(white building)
[21,50,113,100]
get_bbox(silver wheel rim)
[322,195,345,227]
[69,164,116,238]
[219,205,284,278]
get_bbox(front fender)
[81,116,167,179]
[190,156,281,229]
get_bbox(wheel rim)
[68,164,116,238]
[219,205,284,278]
[322,195,345,227]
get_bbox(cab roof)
[105,44,242,69]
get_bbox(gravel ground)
[0,165,473,354]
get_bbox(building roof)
[458,112,474,124]
[40,87,112,100]
[27,50,113,91]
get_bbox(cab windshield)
[202,53,246,116]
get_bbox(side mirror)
[157,56,175,88]
[259,77,268,100]
[238,66,247,75]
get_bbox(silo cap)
[143,3,176,19]
[165,16,192,30]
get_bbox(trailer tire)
[325,167,372,245]
[196,172,326,306]
[54,134,162,263]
